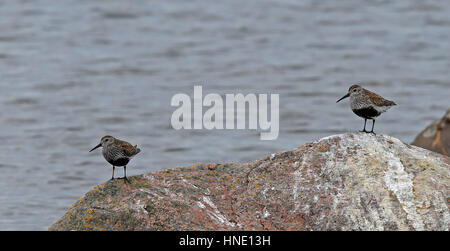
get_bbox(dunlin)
[336,84,396,134]
[90,136,141,181]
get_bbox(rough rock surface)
[412,109,450,156]
[49,133,449,231]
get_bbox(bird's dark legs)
[369,119,376,135]
[360,119,368,133]
[111,166,129,182]
[360,119,376,134]
[122,166,129,182]
[110,166,115,180]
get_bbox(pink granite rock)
[49,133,449,231]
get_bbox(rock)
[412,109,450,156]
[49,133,449,231]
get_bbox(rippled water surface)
[0,0,449,230]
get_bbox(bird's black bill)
[336,93,350,103]
[89,143,102,152]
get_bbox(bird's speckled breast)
[102,144,129,166]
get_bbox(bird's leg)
[370,119,376,135]
[110,166,115,180]
[123,166,130,183]
[360,119,368,133]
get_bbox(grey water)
[0,0,449,230]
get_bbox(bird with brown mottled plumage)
[337,85,396,134]
[90,136,141,181]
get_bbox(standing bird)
[89,136,141,181]
[336,85,396,134]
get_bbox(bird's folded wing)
[366,89,396,106]
[117,140,138,157]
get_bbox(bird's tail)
[134,145,141,154]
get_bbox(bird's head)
[89,135,115,152]
[337,84,363,103]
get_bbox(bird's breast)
[102,146,126,161]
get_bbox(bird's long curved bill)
[89,143,102,152]
[336,93,350,103]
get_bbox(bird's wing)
[365,89,396,106]
[117,139,139,157]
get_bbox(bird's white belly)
[374,105,391,114]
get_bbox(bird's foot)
[118,177,130,183]
[369,131,376,135]
[359,130,368,133]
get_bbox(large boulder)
[412,109,450,156]
[49,133,449,231]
